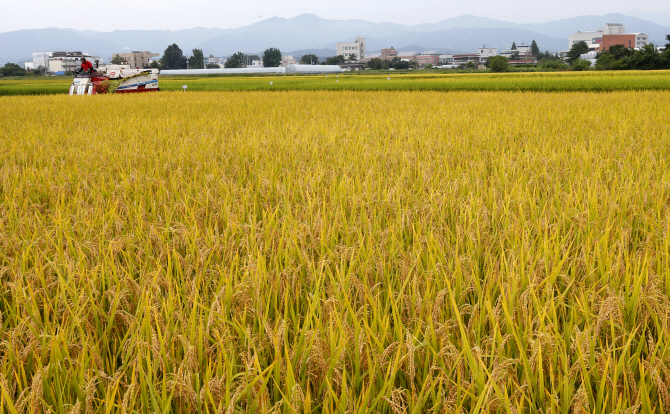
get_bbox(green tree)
[245,54,260,64]
[539,58,566,70]
[161,44,187,69]
[665,34,670,49]
[609,44,634,60]
[225,52,245,68]
[366,58,383,70]
[347,53,358,62]
[530,40,539,55]
[537,50,562,62]
[206,63,221,69]
[325,55,345,65]
[300,54,319,64]
[594,52,616,70]
[189,48,204,69]
[0,63,25,77]
[488,56,509,72]
[150,60,160,69]
[465,61,476,69]
[566,41,589,64]
[595,44,634,70]
[262,48,282,67]
[390,57,411,70]
[661,45,670,69]
[511,42,517,50]
[628,43,661,70]
[571,58,591,71]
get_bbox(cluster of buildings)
[330,22,650,70]
[568,23,649,52]
[359,43,535,68]
[24,50,160,74]
[21,22,653,74]
[25,51,103,74]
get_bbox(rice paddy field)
[1,69,670,95]
[1,86,670,414]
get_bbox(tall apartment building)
[337,37,366,61]
[115,51,159,68]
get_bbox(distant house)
[280,55,297,67]
[114,51,158,68]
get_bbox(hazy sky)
[2,0,670,32]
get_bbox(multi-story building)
[599,33,649,51]
[416,54,439,66]
[415,51,440,66]
[26,52,52,70]
[604,23,626,35]
[569,23,627,49]
[477,47,498,63]
[631,33,650,48]
[280,55,297,67]
[381,48,398,61]
[452,54,480,65]
[439,54,455,65]
[337,37,366,61]
[115,51,159,69]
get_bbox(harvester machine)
[70,64,159,95]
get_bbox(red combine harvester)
[70,64,159,95]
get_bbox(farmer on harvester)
[78,57,95,76]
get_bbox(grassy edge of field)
[1,69,670,95]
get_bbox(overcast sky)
[2,0,670,32]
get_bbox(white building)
[604,23,625,35]
[569,30,605,49]
[477,47,498,62]
[24,52,52,70]
[205,57,226,67]
[280,55,297,67]
[439,54,454,64]
[336,37,366,61]
[579,51,598,66]
[632,33,650,48]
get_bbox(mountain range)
[2,13,669,64]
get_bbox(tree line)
[566,35,670,70]
[158,44,282,69]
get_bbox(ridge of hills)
[1,13,668,64]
